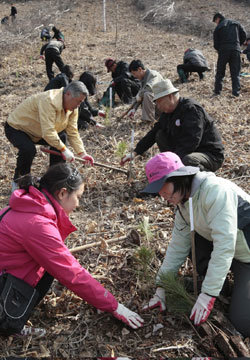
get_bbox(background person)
[177,48,210,83]
[142,151,250,337]
[10,3,17,22]
[5,81,94,191]
[121,79,224,172]
[44,65,74,91]
[40,37,65,80]
[0,163,144,336]
[128,59,163,123]
[213,12,246,97]
[104,58,140,104]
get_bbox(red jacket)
[0,186,118,312]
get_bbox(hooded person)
[142,151,250,337]
[177,48,210,83]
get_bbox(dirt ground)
[0,0,250,358]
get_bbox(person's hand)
[127,108,135,118]
[143,287,166,311]
[79,153,94,166]
[190,293,215,326]
[98,110,106,118]
[61,147,75,162]
[120,152,135,166]
[136,93,142,103]
[40,55,45,60]
[110,81,116,87]
[112,303,144,329]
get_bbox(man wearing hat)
[104,58,140,104]
[141,151,250,337]
[121,79,224,172]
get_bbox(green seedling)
[103,106,111,126]
[134,245,155,283]
[158,272,195,315]
[115,141,127,160]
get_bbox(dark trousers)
[114,77,140,104]
[177,64,208,80]
[35,272,54,306]
[45,48,65,80]
[214,50,241,95]
[5,122,66,181]
[191,233,250,337]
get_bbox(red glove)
[190,293,215,326]
[110,81,116,87]
[120,153,134,166]
[127,108,135,118]
[79,153,94,166]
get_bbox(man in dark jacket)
[177,48,209,83]
[44,65,74,91]
[105,58,140,104]
[10,4,17,22]
[213,13,246,97]
[121,79,224,172]
[40,38,65,80]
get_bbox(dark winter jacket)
[183,49,208,68]
[213,18,246,52]
[112,61,135,83]
[243,44,250,61]
[40,40,65,56]
[44,73,70,91]
[78,99,98,129]
[134,97,224,164]
[10,6,17,16]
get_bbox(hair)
[213,13,224,23]
[165,175,195,200]
[62,65,74,80]
[79,71,97,96]
[18,163,83,195]
[129,59,145,72]
[63,80,89,97]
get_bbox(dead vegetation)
[0,0,250,358]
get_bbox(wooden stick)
[116,101,138,121]
[189,197,198,298]
[40,147,128,175]
[70,235,127,254]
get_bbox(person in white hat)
[121,79,224,172]
[142,151,250,337]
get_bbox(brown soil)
[0,0,249,358]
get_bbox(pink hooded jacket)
[0,186,118,312]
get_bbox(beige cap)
[153,79,179,101]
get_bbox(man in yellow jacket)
[5,81,94,191]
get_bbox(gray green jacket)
[157,172,250,297]
[138,69,163,98]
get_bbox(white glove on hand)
[143,287,166,311]
[120,152,135,166]
[136,93,142,103]
[127,108,135,118]
[190,293,215,326]
[98,110,106,118]
[61,147,75,162]
[112,303,144,329]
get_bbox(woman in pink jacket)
[0,163,144,336]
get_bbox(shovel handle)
[40,147,128,175]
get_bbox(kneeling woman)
[142,152,250,337]
[0,163,143,336]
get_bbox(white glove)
[112,303,144,329]
[127,108,135,118]
[61,147,75,162]
[143,287,166,311]
[120,152,135,166]
[136,93,142,103]
[98,110,106,118]
[190,293,215,326]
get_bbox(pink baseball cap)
[142,152,199,193]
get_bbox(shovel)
[40,147,128,175]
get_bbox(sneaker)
[19,325,46,338]
[11,181,19,193]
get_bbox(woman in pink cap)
[0,163,144,337]
[142,151,250,337]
